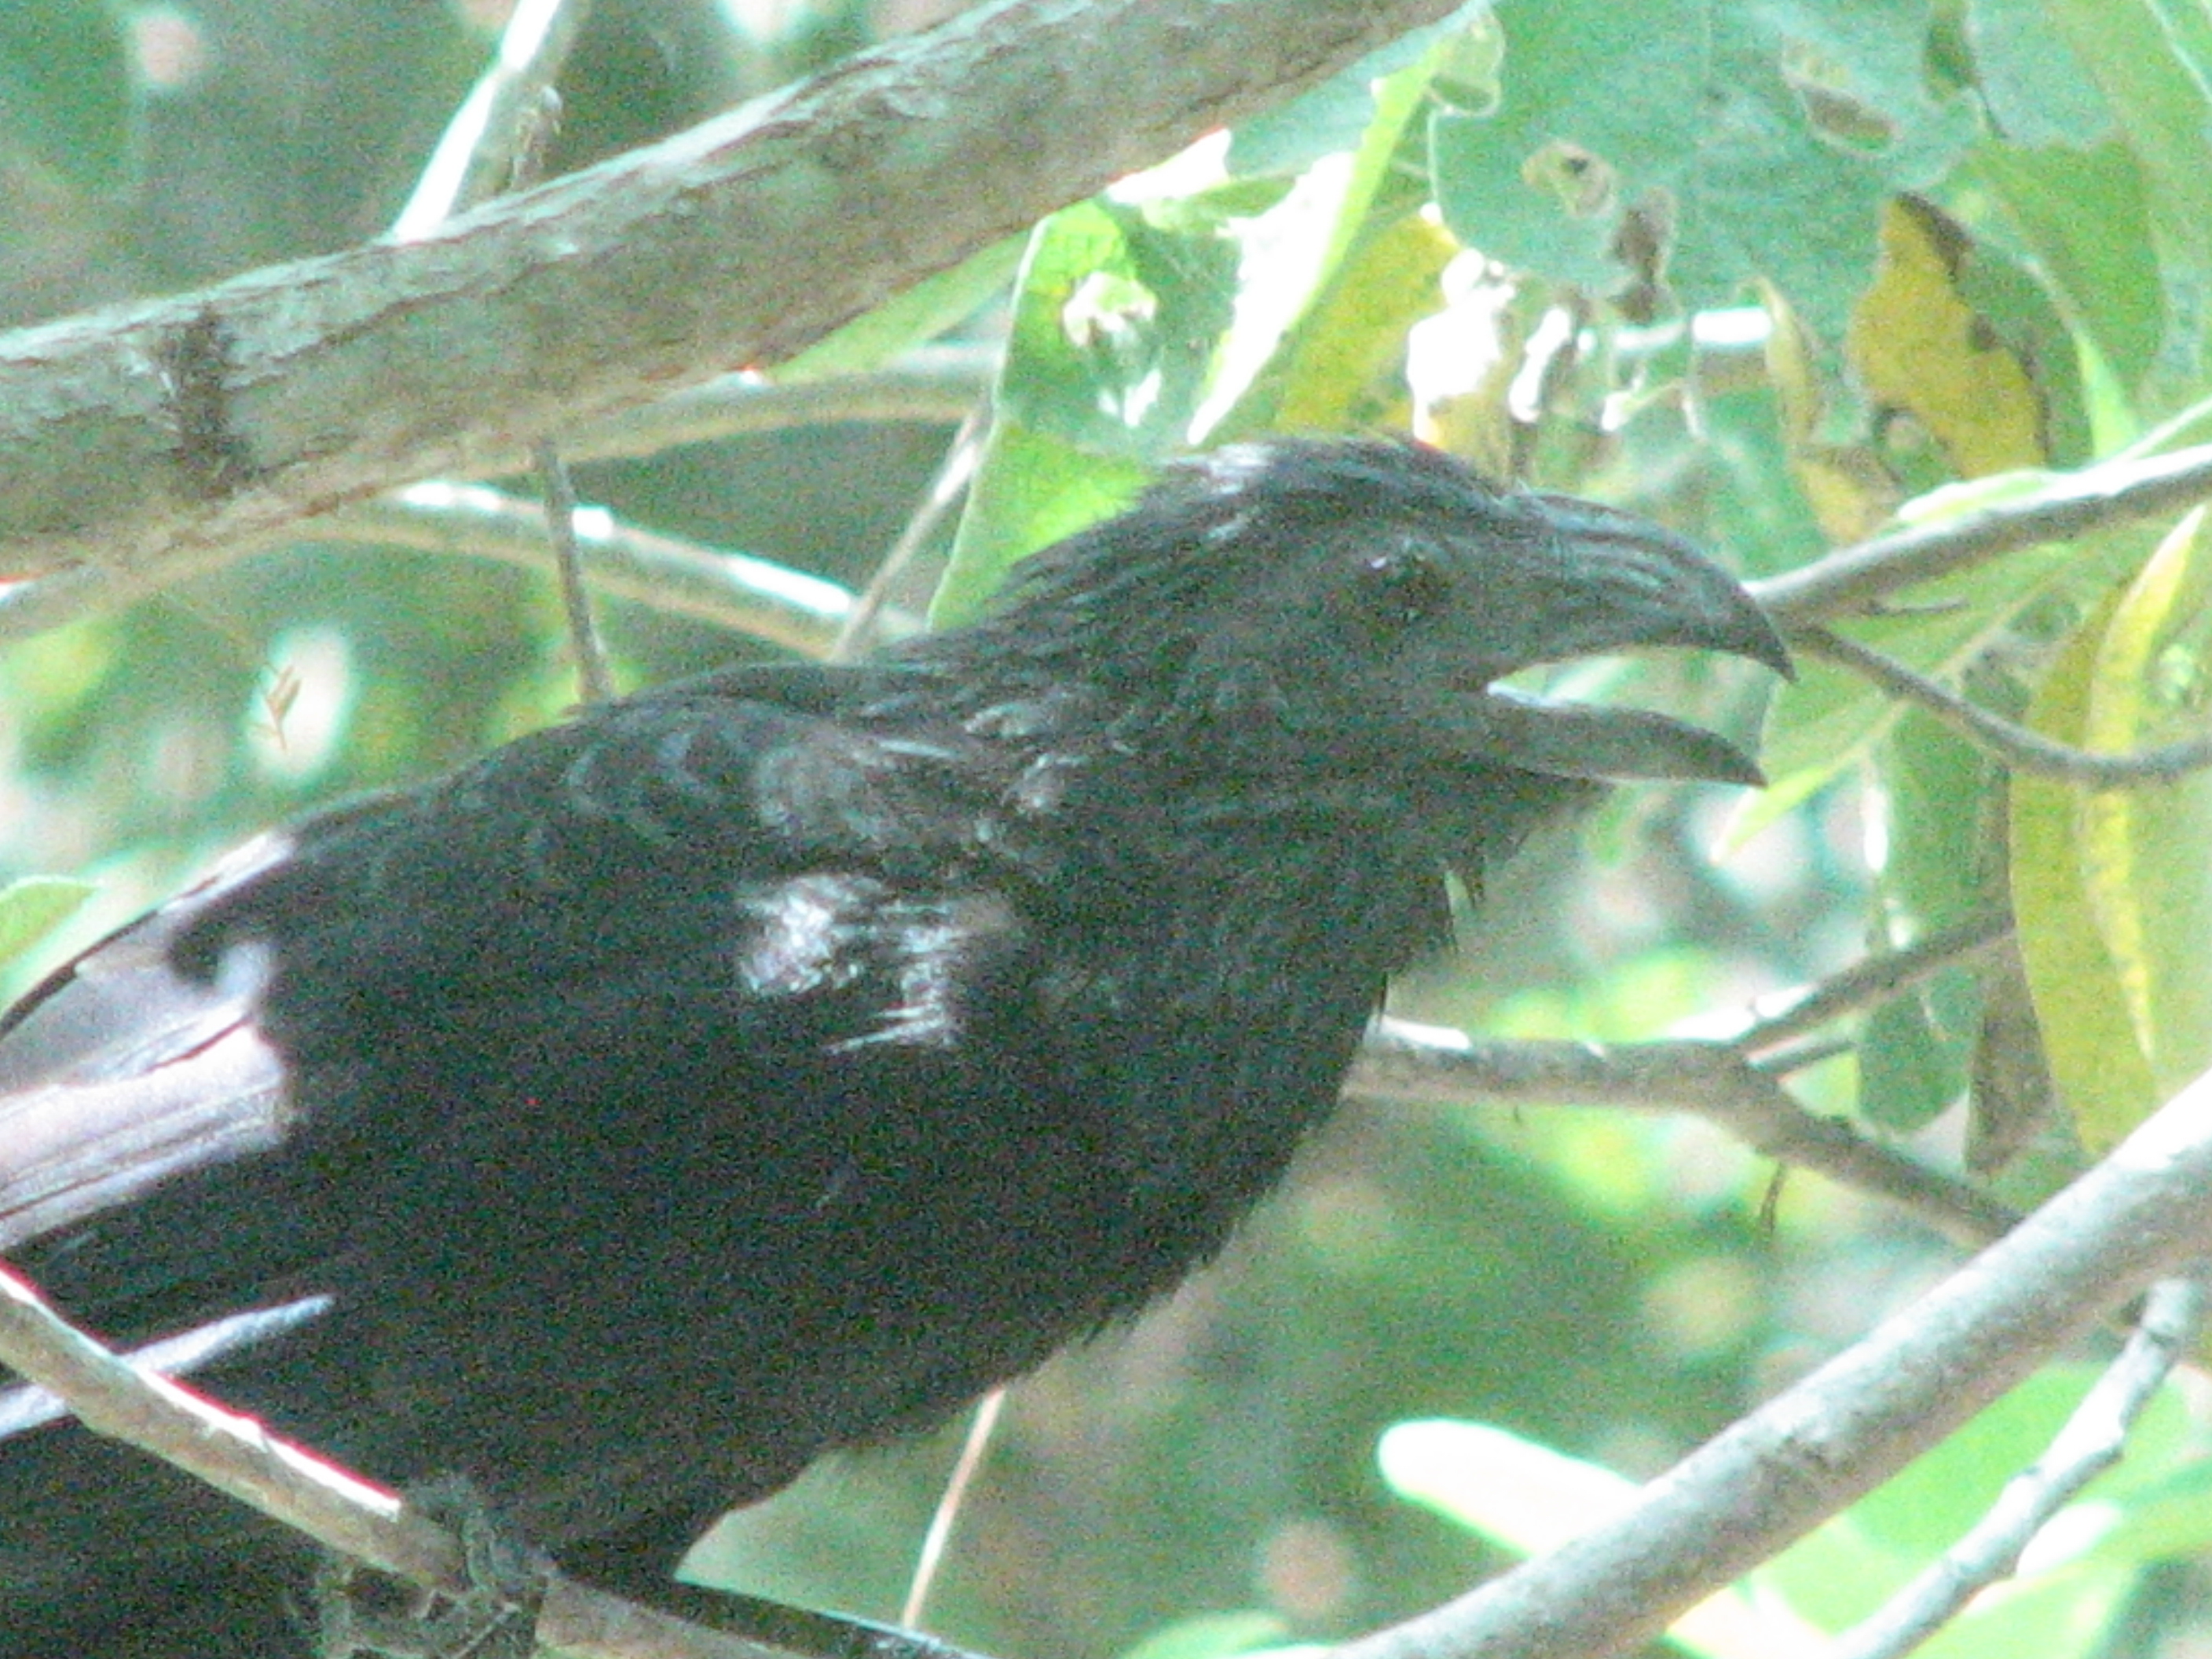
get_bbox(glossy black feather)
[0,438,1784,1654]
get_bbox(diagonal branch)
[0,1260,980,1659]
[1738,911,2012,1053]
[1752,441,2212,624]
[1350,1020,2020,1245]
[1325,1060,2212,1659]
[0,0,1455,584]
[1829,1271,2207,1659]
[1797,624,2212,784]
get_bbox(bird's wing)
[0,835,296,1255]
[0,667,1023,1321]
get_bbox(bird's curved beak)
[1441,496,1791,787]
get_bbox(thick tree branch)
[0,1260,974,1659]
[1830,1271,2207,1659]
[0,349,985,650]
[0,0,1453,582]
[1326,1060,2212,1659]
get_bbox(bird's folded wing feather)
[0,666,1020,1344]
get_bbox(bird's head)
[961,437,1789,789]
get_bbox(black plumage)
[0,438,1785,1654]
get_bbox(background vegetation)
[4,2,2212,1657]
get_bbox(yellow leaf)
[1761,279,1898,544]
[1847,196,2048,478]
[2012,588,2156,1152]
[2079,506,2212,1097]
[1273,211,1459,437]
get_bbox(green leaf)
[1256,211,1456,438]
[1963,0,2113,148]
[995,197,1238,460]
[1855,711,1998,1130]
[1948,204,2097,467]
[0,0,131,196]
[1380,1418,1633,1552]
[935,45,1448,627]
[1877,709,2000,927]
[2012,587,2157,1152]
[1432,0,1976,336]
[930,422,1145,628]
[1968,142,2161,398]
[1113,1613,1292,1659]
[0,874,96,970]
[2077,505,2212,1097]
[2042,0,2212,403]
[1845,1367,2188,1560]
[1859,993,1961,1133]
[928,192,1235,625]
[1227,2,1492,176]
[1201,35,1455,441]
[2084,1458,2212,1566]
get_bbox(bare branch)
[1351,1020,2019,1245]
[570,347,991,463]
[0,482,859,654]
[835,411,989,661]
[1738,912,2012,1054]
[0,0,1455,581]
[902,1388,1005,1628]
[1830,1271,2207,1659]
[402,0,615,705]
[1325,1063,2212,1659]
[0,1260,975,1659]
[0,346,990,651]
[0,1260,431,1579]
[1752,441,2212,624]
[540,443,616,701]
[1799,625,2212,785]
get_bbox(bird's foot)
[314,1478,547,1659]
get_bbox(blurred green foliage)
[7,0,2212,1656]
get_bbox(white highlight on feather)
[0,1294,334,1437]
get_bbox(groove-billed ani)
[0,438,1785,1655]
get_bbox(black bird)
[0,437,1786,1654]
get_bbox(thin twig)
[539,441,616,701]
[1753,441,2212,624]
[1751,1032,1858,1078]
[577,349,991,463]
[1737,913,2013,1055]
[1798,625,2212,785]
[336,484,865,656]
[836,409,990,661]
[0,1261,429,1577]
[399,10,616,707]
[1829,1270,2209,1659]
[391,0,594,238]
[1351,1021,2020,1246]
[902,1387,1005,1628]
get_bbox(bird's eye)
[1356,546,1452,628]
